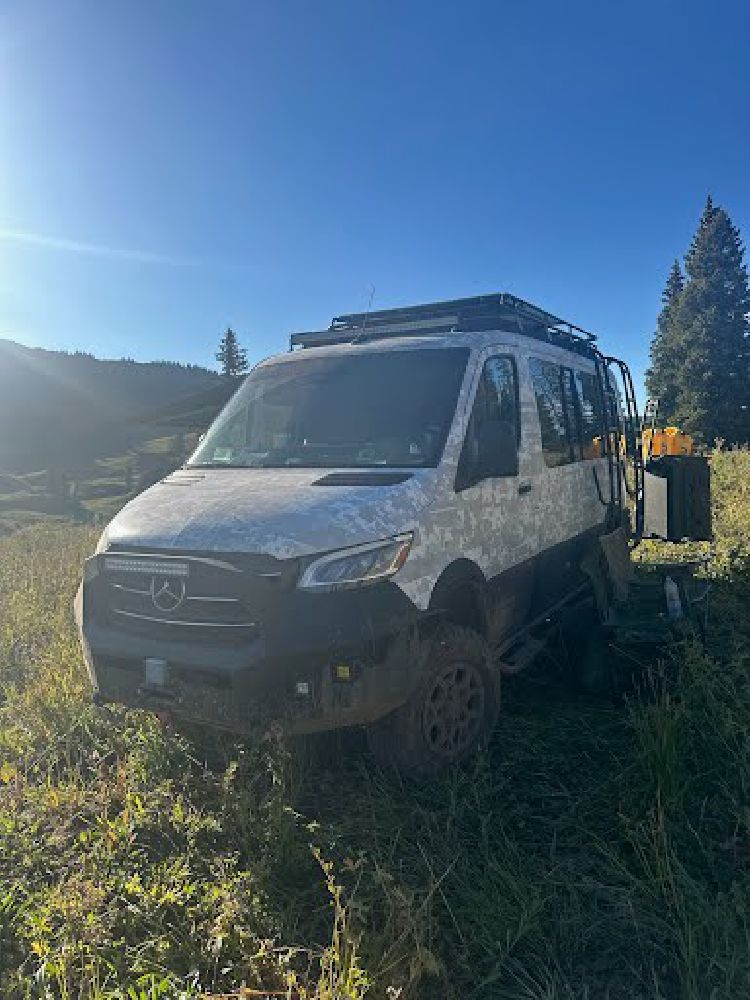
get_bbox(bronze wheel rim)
[422,661,486,760]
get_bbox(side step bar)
[491,582,592,677]
[495,636,547,676]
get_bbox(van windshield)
[188,347,469,469]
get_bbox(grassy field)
[0,450,748,999]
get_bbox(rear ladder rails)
[592,352,644,543]
[592,349,623,525]
[606,356,644,542]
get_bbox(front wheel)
[366,624,499,775]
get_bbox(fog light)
[144,658,168,687]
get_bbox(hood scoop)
[313,471,414,487]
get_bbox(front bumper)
[75,552,422,735]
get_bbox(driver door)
[454,351,537,641]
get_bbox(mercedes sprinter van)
[76,293,670,771]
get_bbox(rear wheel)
[367,624,499,775]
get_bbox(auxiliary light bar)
[103,557,189,577]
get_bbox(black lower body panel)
[76,560,422,735]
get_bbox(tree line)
[214,199,749,446]
[647,196,749,445]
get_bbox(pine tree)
[645,259,684,422]
[672,197,750,444]
[216,327,248,377]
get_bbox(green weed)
[0,452,748,998]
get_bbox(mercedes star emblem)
[150,576,187,613]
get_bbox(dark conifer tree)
[645,259,684,422]
[672,197,750,443]
[216,327,248,377]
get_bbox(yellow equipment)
[642,426,693,458]
[590,426,693,460]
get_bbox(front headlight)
[297,533,413,592]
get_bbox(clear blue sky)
[1,0,748,394]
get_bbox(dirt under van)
[75,293,709,771]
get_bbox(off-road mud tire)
[366,624,499,775]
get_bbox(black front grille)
[102,552,262,643]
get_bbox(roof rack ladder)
[591,349,621,522]
[606,356,644,542]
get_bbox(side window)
[529,358,574,467]
[456,356,519,490]
[561,367,582,461]
[574,370,605,459]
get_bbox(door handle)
[518,479,532,495]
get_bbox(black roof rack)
[289,292,598,356]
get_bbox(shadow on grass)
[206,573,750,999]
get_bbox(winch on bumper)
[75,549,421,735]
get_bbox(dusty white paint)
[102,330,611,610]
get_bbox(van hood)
[103,467,439,559]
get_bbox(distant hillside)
[0,339,227,473]
[136,375,243,430]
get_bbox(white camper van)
[76,294,707,771]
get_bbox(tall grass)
[1,451,748,999]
